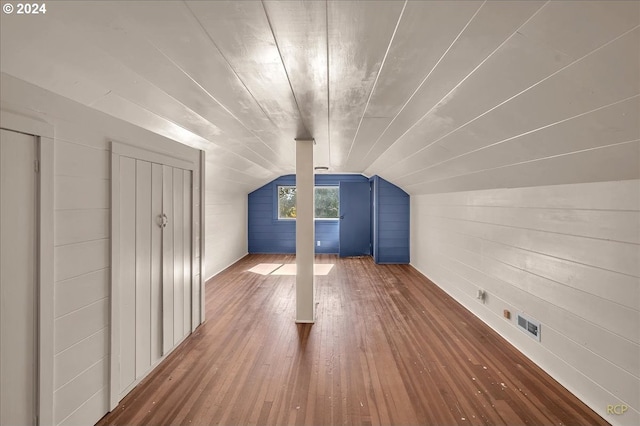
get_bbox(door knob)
[157,213,168,228]
[340,215,344,219]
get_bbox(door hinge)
[34,160,40,173]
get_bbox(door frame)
[109,141,204,409]
[0,110,55,426]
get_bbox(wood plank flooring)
[97,254,609,426]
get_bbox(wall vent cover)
[516,313,541,342]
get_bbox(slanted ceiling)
[1,1,638,195]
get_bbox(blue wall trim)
[370,175,410,264]
[248,174,369,254]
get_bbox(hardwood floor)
[97,254,608,426]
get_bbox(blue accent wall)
[248,174,369,254]
[370,175,410,264]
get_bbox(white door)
[0,129,37,425]
[118,158,192,397]
[119,158,165,395]
[161,166,192,354]
[170,167,192,347]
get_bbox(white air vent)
[516,313,541,342]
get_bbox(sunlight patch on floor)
[247,263,283,275]
[313,264,334,275]
[248,263,334,276]
[270,264,296,276]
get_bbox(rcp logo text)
[606,404,628,415]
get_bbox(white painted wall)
[204,187,248,281]
[0,73,247,425]
[411,180,640,426]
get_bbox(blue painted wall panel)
[378,203,410,215]
[248,174,368,254]
[248,173,408,259]
[370,175,410,264]
[376,222,409,232]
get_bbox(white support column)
[295,138,315,323]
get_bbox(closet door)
[0,129,37,426]
[174,169,192,343]
[172,169,184,345]
[134,160,152,379]
[119,158,165,395]
[182,170,192,337]
[164,167,192,349]
[119,157,136,392]
[111,143,201,408]
[192,170,200,331]
[150,164,163,363]
[161,165,174,355]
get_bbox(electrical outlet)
[317,241,321,246]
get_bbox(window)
[278,186,297,219]
[277,186,339,220]
[314,186,339,219]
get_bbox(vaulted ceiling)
[1,1,638,194]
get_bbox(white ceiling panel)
[0,11,113,105]
[361,1,480,120]
[346,0,480,171]
[205,165,272,187]
[1,0,637,194]
[50,1,293,171]
[373,21,640,188]
[368,28,576,178]
[405,141,640,194]
[185,1,301,144]
[363,0,546,172]
[260,0,331,166]
[393,97,640,187]
[326,0,405,168]
[346,116,393,171]
[127,1,296,163]
[518,0,640,60]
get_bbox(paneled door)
[117,157,193,399]
[0,129,37,425]
[339,181,371,257]
[161,165,192,354]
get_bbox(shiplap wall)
[1,74,213,426]
[411,179,640,426]
[204,189,248,280]
[248,174,369,254]
[370,175,410,264]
